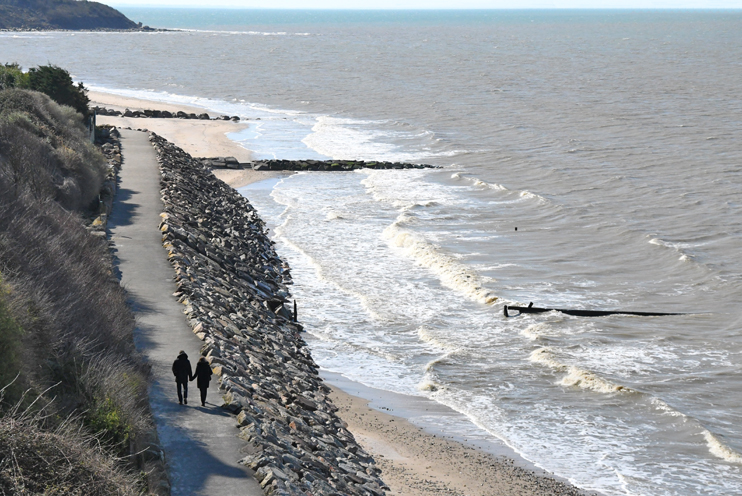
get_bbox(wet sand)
[325,372,593,496]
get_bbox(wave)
[648,237,695,262]
[271,207,386,322]
[703,430,742,464]
[451,172,549,204]
[529,347,632,393]
[418,326,461,352]
[176,29,312,36]
[382,218,498,305]
[324,210,346,221]
[531,348,742,464]
[520,322,552,341]
[302,115,461,163]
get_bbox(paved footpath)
[108,129,263,496]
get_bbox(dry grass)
[0,386,142,496]
[0,89,161,494]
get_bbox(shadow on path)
[109,130,262,496]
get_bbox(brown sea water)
[3,10,740,494]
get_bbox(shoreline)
[322,371,594,496]
[90,89,289,188]
[92,87,592,495]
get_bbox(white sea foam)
[648,237,695,261]
[451,173,553,204]
[529,348,631,393]
[177,29,312,36]
[324,210,346,221]
[703,430,742,464]
[383,218,497,305]
[520,322,551,341]
[302,115,460,162]
[417,326,460,352]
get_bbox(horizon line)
[108,5,742,10]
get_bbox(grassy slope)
[0,89,157,494]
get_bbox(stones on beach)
[151,132,389,496]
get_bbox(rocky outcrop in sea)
[151,133,389,496]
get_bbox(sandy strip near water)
[91,88,589,496]
[325,372,591,496]
[90,90,288,186]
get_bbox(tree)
[27,64,89,117]
[0,63,29,91]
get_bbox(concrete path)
[108,129,263,496]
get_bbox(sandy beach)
[92,88,590,496]
[90,90,275,186]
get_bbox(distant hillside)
[0,0,139,30]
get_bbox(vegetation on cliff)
[1,63,90,116]
[0,81,160,493]
[0,0,138,30]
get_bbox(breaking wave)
[383,217,498,305]
[703,430,742,464]
[529,348,632,393]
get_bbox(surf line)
[504,302,686,318]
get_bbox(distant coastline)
[0,0,151,31]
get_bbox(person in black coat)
[172,350,193,405]
[191,356,213,406]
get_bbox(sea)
[2,9,741,495]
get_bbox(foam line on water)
[648,236,696,262]
[529,347,633,393]
[450,172,550,204]
[703,430,742,464]
[302,115,462,162]
[382,214,497,305]
[531,347,742,465]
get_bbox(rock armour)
[151,133,389,496]
[199,157,438,172]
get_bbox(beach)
[91,90,294,188]
[91,88,590,495]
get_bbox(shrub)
[0,89,105,210]
[0,63,28,90]
[0,399,142,496]
[0,89,158,492]
[27,64,90,117]
[0,277,23,404]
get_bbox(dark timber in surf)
[503,304,685,318]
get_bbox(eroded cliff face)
[153,133,390,496]
[0,0,138,30]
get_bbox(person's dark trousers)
[199,387,207,406]
[177,381,188,404]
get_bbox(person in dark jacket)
[191,356,213,406]
[172,350,193,405]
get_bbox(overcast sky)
[107,1,742,8]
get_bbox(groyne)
[200,157,438,172]
[152,133,389,496]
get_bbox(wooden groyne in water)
[152,133,389,496]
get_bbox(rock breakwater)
[152,133,389,496]
[94,106,240,121]
[199,157,438,171]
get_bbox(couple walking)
[172,351,213,406]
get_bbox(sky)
[107,1,742,8]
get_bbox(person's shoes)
[201,402,205,406]
[179,400,182,405]
[184,398,187,405]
